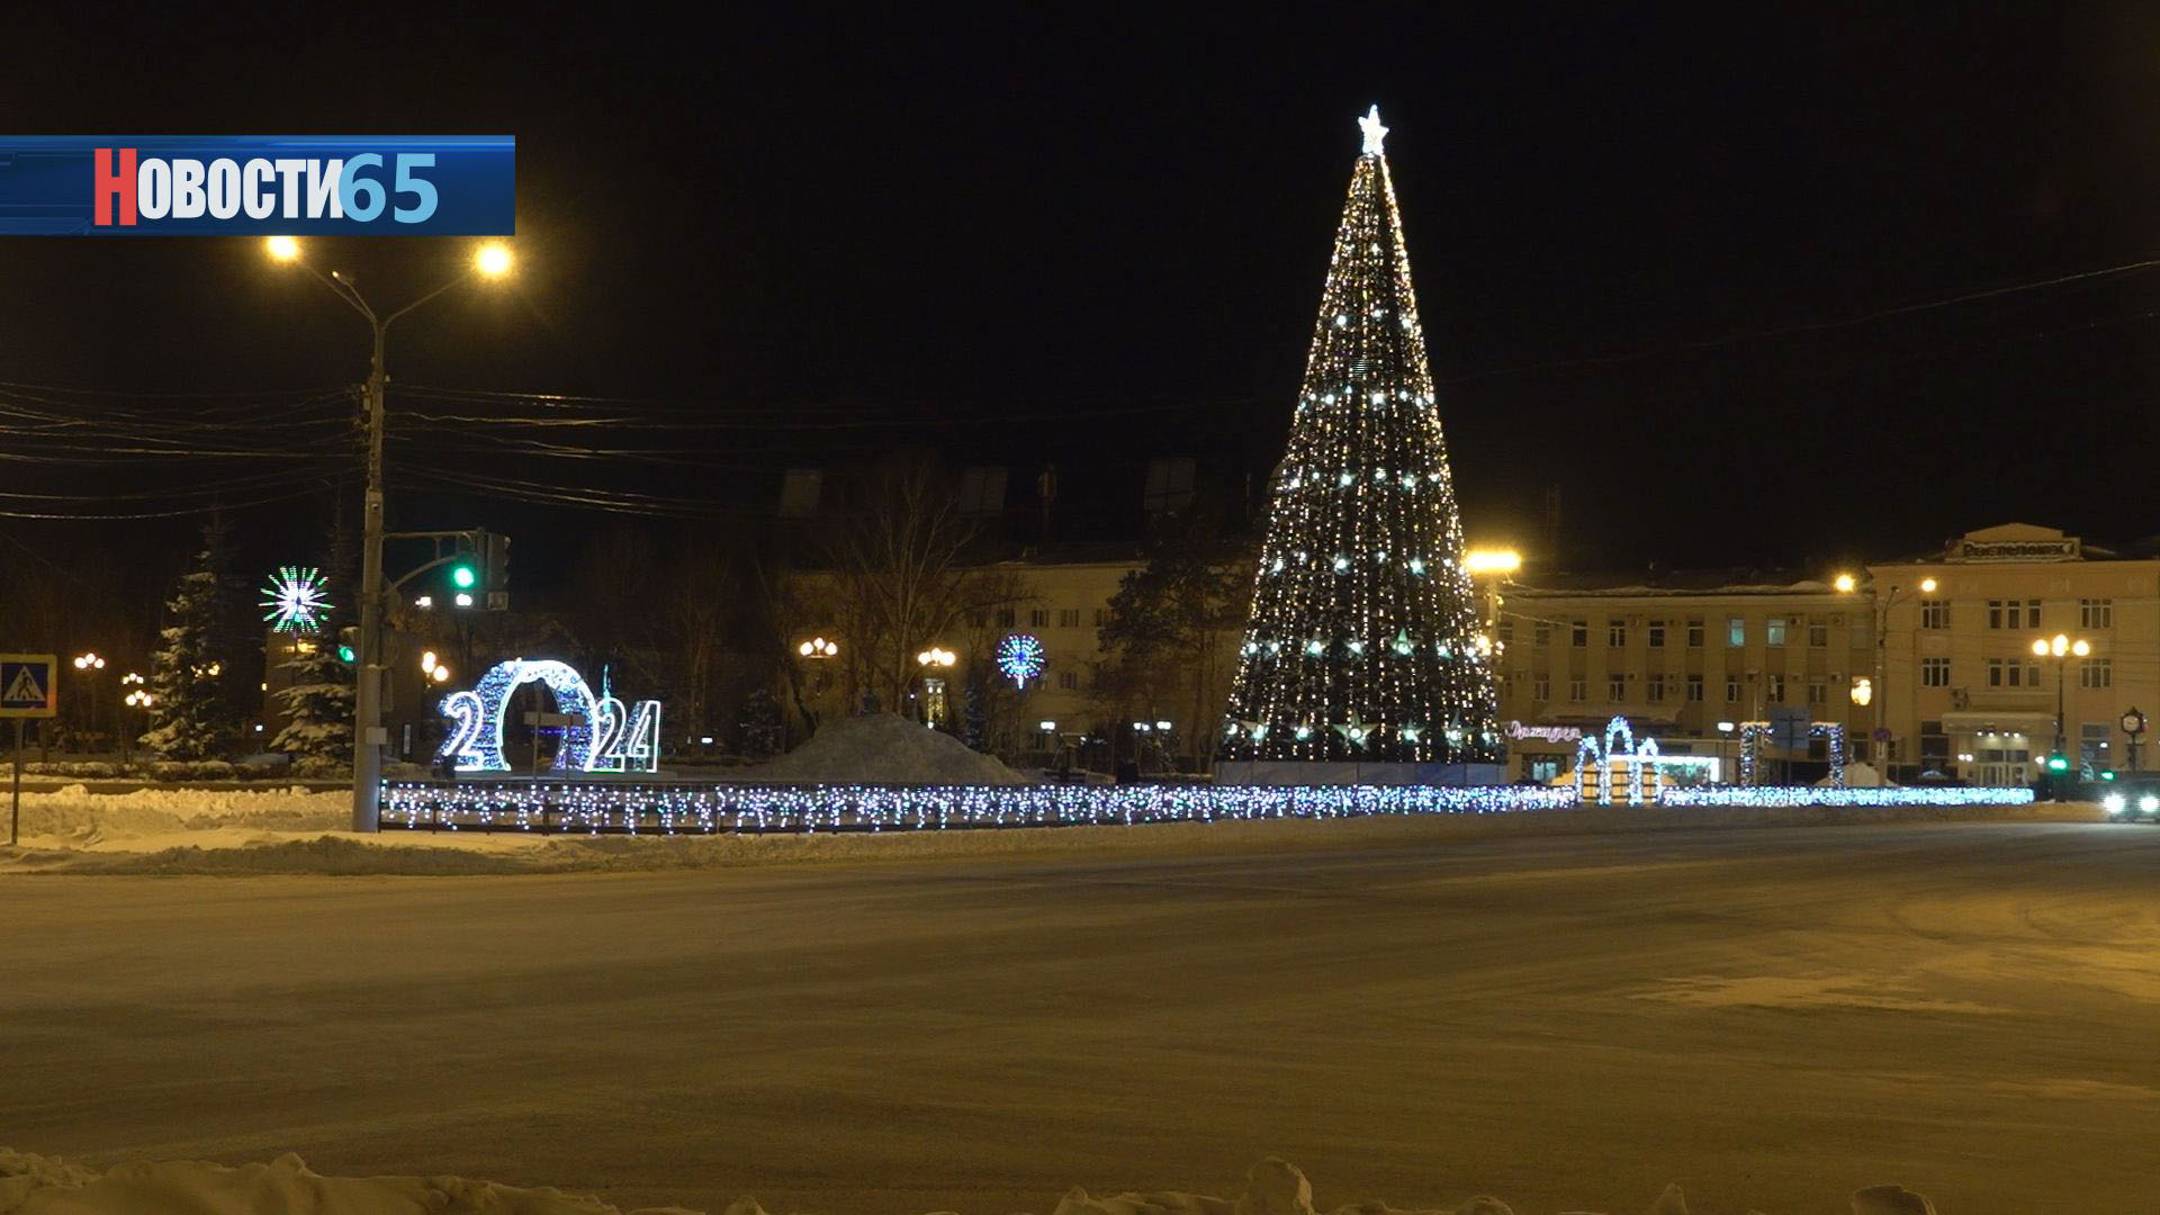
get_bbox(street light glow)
[1919,576,1938,593]
[473,242,515,279]
[1833,572,1857,594]
[1462,547,1522,577]
[265,235,302,263]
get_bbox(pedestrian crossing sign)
[0,654,57,717]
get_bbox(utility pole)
[353,323,388,832]
[266,237,514,832]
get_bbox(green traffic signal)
[2046,754,2069,772]
[337,644,356,663]
[450,563,478,590]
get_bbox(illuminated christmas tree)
[1220,106,1501,769]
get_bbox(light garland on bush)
[381,780,1579,834]
[1220,106,1499,767]
[378,776,2037,834]
[1661,786,2033,808]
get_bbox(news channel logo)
[0,136,514,235]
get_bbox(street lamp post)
[71,653,105,753]
[2032,632,2090,776]
[120,672,145,766]
[1837,572,1935,777]
[269,237,515,831]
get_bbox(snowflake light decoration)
[260,566,331,633]
[995,633,1046,690]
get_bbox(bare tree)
[826,460,1022,713]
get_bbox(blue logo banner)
[0,136,514,235]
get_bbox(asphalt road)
[4,821,2155,1214]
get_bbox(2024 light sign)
[435,658,661,774]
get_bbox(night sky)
[9,5,2160,592]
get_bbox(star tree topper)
[1358,104,1388,155]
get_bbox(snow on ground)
[2,822,2146,1212]
[0,1150,1937,1215]
[746,713,1034,785]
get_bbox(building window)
[1569,677,1587,702]
[1648,620,1666,648]
[1920,600,1949,629]
[1057,671,1079,691]
[1686,674,1705,702]
[1727,617,1745,647]
[1768,673,1786,703]
[1029,608,1049,628]
[1987,599,2043,629]
[996,607,1016,628]
[1725,675,1742,703]
[1571,620,1588,648]
[1686,618,1705,648]
[1808,620,1828,648]
[2081,657,2113,689]
[1807,677,1826,705]
[1608,674,1627,702]
[1057,608,1080,629]
[1921,657,1950,687]
[1987,659,2041,688]
[2081,599,2114,629]
[1533,621,1551,647]
[1533,673,1551,701]
[1766,618,1788,647]
[1607,620,1627,647]
[1498,618,1515,645]
[1647,674,1666,702]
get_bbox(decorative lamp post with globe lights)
[2032,632,2090,791]
[266,236,515,832]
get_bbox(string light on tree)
[1222,105,1502,767]
[260,566,331,633]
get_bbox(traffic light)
[2046,753,2069,773]
[336,626,359,664]
[481,531,510,610]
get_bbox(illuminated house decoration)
[1737,720,1847,788]
[435,658,661,774]
[995,633,1046,690]
[260,566,331,634]
[1219,106,1500,773]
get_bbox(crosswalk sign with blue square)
[0,654,58,717]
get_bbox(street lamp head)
[265,235,302,264]
[2033,638,2051,657]
[1919,576,1938,593]
[1833,572,1857,594]
[1462,547,1522,577]
[473,241,515,279]
[2073,639,2092,657]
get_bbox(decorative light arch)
[1737,720,1848,788]
[435,658,602,774]
[1573,714,1663,805]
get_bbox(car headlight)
[2104,793,2127,814]
[2140,794,2158,813]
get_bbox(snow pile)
[0,1151,1941,1215]
[750,713,1033,786]
[0,1148,695,1214]
[9,783,347,842]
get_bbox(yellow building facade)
[1869,523,2160,785]
[1491,575,1875,782]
